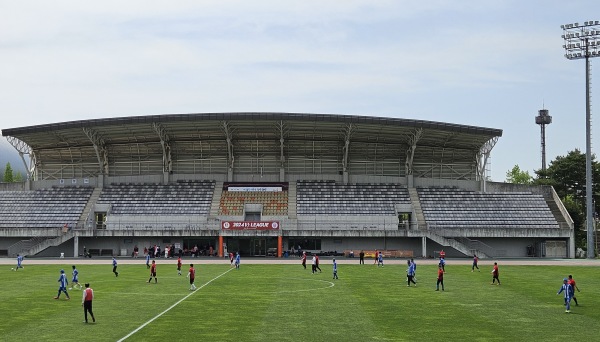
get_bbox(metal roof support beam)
[5,136,34,183]
[404,128,423,187]
[476,137,499,191]
[276,121,287,181]
[341,123,355,184]
[152,123,172,182]
[221,121,235,181]
[83,127,109,176]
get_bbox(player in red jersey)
[491,262,500,285]
[147,260,157,283]
[177,256,182,276]
[301,251,307,269]
[436,264,444,291]
[568,275,580,305]
[187,264,197,291]
[229,252,234,267]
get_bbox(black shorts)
[150,271,156,277]
[189,278,195,285]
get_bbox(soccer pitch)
[2,260,599,342]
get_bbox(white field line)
[117,267,233,342]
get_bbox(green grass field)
[1,261,598,341]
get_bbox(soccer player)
[406,260,416,286]
[70,265,82,290]
[112,257,119,277]
[332,258,339,280]
[235,252,240,269]
[301,252,307,269]
[557,278,573,313]
[229,252,234,267]
[436,264,444,291]
[472,254,480,272]
[145,253,151,269]
[177,256,182,276]
[377,252,384,267]
[13,254,24,271]
[373,250,378,265]
[147,260,157,283]
[359,250,365,265]
[567,275,580,306]
[410,258,417,281]
[187,264,197,291]
[491,262,500,285]
[315,254,322,273]
[311,255,317,274]
[439,257,446,273]
[54,269,70,300]
[82,283,95,323]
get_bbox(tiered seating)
[97,181,215,216]
[417,187,559,229]
[219,191,288,216]
[296,181,410,215]
[0,187,94,228]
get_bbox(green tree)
[14,171,23,182]
[536,149,600,248]
[505,165,533,184]
[3,162,13,182]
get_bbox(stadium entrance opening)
[225,237,277,257]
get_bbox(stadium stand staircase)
[76,187,102,228]
[8,230,75,257]
[426,231,491,259]
[8,236,47,257]
[209,181,224,218]
[408,188,427,230]
[25,230,75,256]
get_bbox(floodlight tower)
[535,109,552,172]
[561,20,600,258]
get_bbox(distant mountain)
[0,138,27,178]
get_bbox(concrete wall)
[32,177,97,189]
[486,182,553,196]
[74,237,187,257]
[414,177,480,190]
[0,182,26,191]
[317,237,423,256]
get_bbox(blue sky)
[1,1,599,181]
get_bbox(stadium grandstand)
[0,113,574,259]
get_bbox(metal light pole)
[562,20,600,258]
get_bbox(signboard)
[228,186,282,192]
[222,221,280,230]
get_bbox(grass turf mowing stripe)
[116,267,233,341]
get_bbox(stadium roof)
[1,112,502,180]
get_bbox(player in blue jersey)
[13,254,24,271]
[54,269,70,300]
[406,259,417,286]
[146,253,151,269]
[70,265,82,290]
[557,278,573,313]
[236,252,242,268]
[377,252,384,267]
[332,258,339,279]
[112,257,119,277]
[410,258,417,281]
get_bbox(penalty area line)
[117,267,234,342]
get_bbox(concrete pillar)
[163,171,170,184]
[343,171,349,184]
[407,174,414,188]
[280,167,285,182]
[569,233,576,259]
[277,235,283,258]
[421,236,427,258]
[74,235,79,257]
[218,235,224,258]
[97,174,104,189]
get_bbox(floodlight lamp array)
[562,21,600,60]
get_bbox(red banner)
[221,221,280,230]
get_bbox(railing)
[7,235,50,257]
[455,237,497,258]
